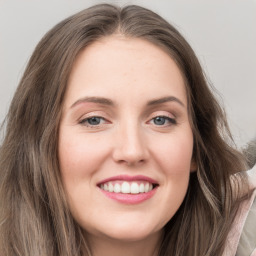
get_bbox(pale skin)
[58,35,196,256]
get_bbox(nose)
[112,123,149,166]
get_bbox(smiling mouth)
[98,181,159,194]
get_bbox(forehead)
[65,35,187,108]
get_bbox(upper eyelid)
[147,111,176,119]
[78,111,110,121]
[75,108,178,120]
[78,112,176,121]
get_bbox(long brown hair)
[0,4,250,255]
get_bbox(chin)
[93,222,162,242]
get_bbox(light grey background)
[0,0,256,147]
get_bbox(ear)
[190,159,197,173]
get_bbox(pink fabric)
[223,172,256,256]
[251,248,256,256]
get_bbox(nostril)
[125,159,145,166]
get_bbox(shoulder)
[236,165,256,256]
[223,166,256,256]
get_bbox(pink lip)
[99,188,158,204]
[97,175,159,204]
[97,175,158,185]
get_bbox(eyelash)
[149,116,177,126]
[79,115,177,128]
[79,116,107,128]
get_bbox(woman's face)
[59,36,195,244]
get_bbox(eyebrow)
[70,95,185,109]
[70,96,114,108]
[147,96,185,107]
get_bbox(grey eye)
[153,116,167,125]
[87,117,102,125]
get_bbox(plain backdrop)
[0,0,256,147]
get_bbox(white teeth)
[145,183,149,192]
[131,182,139,194]
[121,182,130,194]
[104,183,108,191]
[139,183,145,193]
[109,182,114,192]
[114,183,121,193]
[100,181,155,194]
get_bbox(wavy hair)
[0,4,250,255]
[243,138,256,169]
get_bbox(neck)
[87,231,163,256]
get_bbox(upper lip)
[97,175,158,185]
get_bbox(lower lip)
[99,187,158,204]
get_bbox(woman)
[0,4,255,256]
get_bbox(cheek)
[58,133,109,180]
[150,131,194,175]
[58,134,105,217]
[154,135,192,223]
